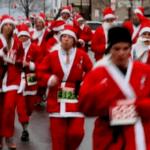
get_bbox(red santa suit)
[17,24,43,119]
[37,25,93,150]
[131,23,150,65]
[0,15,26,138]
[123,7,147,44]
[31,12,49,56]
[79,58,150,150]
[91,7,117,61]
[76,14,93,52]
[46,20,65,52]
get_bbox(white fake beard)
[103,21,118,31]
[23,39,31,49]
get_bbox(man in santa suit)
[29,13,36,28]
[17,24,43,141]
[76,14,93,52]
[131,23,150,64]
[91,7,118,61]
[24,19,34,32]
[57,6,85,47]
[123,7,146,45]
[37,25,93,150]
[0,14,25,150]
[31,11,49,57]
[46,20,65,52]
[78,26,150,150]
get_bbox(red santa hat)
[0,14,15,31]
[30,13,36,19]
[36,12,45,24]
[76,14,84,22]
[103,7,116,21]
[61,24,77,41]
[53,20,66,31]
[139,22,150,36]
[134,7,144,16]
[25,19,31,24]
[17,24,30,37]
[61,6,71,15]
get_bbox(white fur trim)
[139,27,150,36]
[50,43,61,52]
[18,31,30,37]
[0,48,5,58]
[61,30,77,41]
[53,24,65,31]
[36,16,45,24]
[29,62,35,71]
[61,9,70,15]
[23,90,37,96]
[49,112,84,117]
[0,19,14,31]
[134,9,143,15]
[103,14,115,21]
[47,75,56,87]
[77,18,84,22]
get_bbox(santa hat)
[61,24,77,41]
[30,13,36,19]
[106,27,131,54]
[61,6,71,15]
[76,14,84,22]
[36,12,45,24]
[17,24,30,37]
[25,19,31,24]
[139,22,150,36]
[103,7,116,21]
[53,20,65,31]
[0,14,15,32]
[134,7,144,16]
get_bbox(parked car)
[86,21,102,33]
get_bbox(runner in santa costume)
[76,14,93,52]
[24,19,34,32]
[91,7,118,61]
[46,20,65,52]
[79,26,150,150]
[37,25,93,150]
[57,6,85,48]
[132,22,150,64]
[29,13,36,28]
[17,24,43,141]
[31,11,49,56]
[0,14,25,150]
[123,7,147,45]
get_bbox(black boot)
[21,131,29,141]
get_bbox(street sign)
[118,1,141,8]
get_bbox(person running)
[37,25,93,150]
[0,14,25,150]
[79,26,150,150]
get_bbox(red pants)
[0,93,4,137]
[2,90,29,137]
[50,117,84,150]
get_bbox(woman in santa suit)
[79,27,150,150]
[17,24,43,141]
[37,25,93,150]
[0,14,25,150]
[131,23,150,64]
[46,20,65,52]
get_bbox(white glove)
[17,72,26,93]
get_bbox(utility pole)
[9,0,10,16]
[89,0,92,20]
[67,0,69,6]
[44,0,45,15]
[81,0,83,14]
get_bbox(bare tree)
[1,0,50,18]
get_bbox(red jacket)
[23,42,43,95]
[31,28,49,56]
[0,34,24,92]
[79,60,150,150]
[37,47,93,117]
[91,26,107,61]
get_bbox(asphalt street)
[2,50,96,150]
